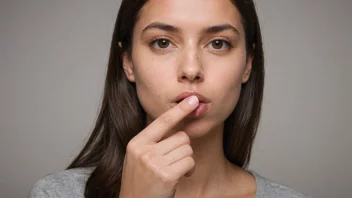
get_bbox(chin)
[180,118,220,139]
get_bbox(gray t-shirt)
[28,167,310,198]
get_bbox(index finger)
[139,95,199,143]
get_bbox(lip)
[174,91,210,103]
[186,102,211,118]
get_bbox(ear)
[242,44,255,83]
[119,42,136,83]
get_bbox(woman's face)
[123,0,253,137]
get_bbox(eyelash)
[148,37,234,52]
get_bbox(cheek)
[215,73,242,119]
[205,58,245,119]
[132,53,177,119]
[134,55,175,94]
[134,72,162,120]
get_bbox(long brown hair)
[68,0,264,197]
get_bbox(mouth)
[174,91,210,104]
[173,91,211,118]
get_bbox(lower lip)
[187,102,210,118]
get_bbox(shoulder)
[28,167,95,198]
[249,171,311,198]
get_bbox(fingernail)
[188,96,199,106]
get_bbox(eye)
[208,39,233,50]
[150,38,172,49]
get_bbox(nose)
[177,47,204,83]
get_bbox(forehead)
[136,0,244,34]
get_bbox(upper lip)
[174,91,210,103]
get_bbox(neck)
[144,117,257,197]
[174,123,234,197]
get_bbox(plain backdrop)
[1,0,351,197]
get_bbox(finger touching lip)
[174,91,210,103]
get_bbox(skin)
[121,0,256,197]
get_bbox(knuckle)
[178,131,190,144]
[185,145,193,155]
[126,141,136,153]
[127,141,143,157]
[185,156,195,166]
[160,172,177,186]
[140,153,152,164]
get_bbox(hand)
[119,96,199,198]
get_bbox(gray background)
[1,0,351,197]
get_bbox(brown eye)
[211,40,224,49]
[208,39,233,51]
[155,39,170,48]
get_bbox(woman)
[29,0,310,197]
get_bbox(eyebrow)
[142,22,240,35]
